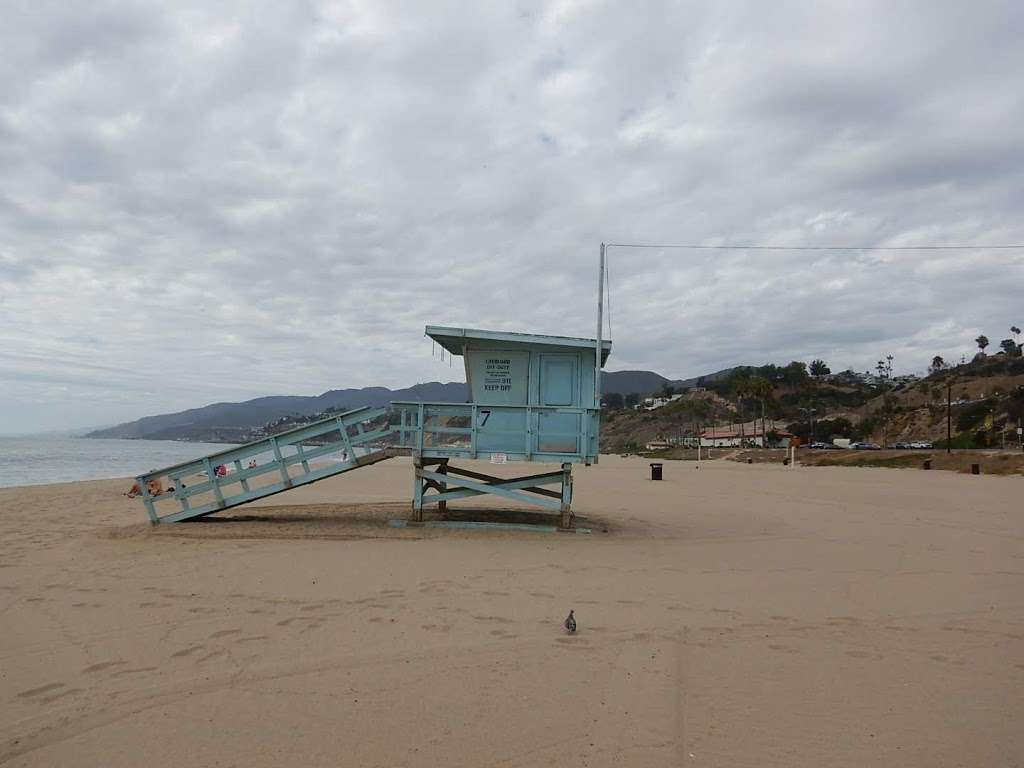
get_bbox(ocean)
[0,437,241,488]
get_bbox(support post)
[411,457,424,522]
[138,475,158,524]
[595,243,605,409]
[437,458,448,515]
[559,462,573,529]
[946,380,952,454]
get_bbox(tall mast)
[595,243,605,408]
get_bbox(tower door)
[537,354,579,453]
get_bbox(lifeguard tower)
[132,326,611,530]
[393,326,612,528]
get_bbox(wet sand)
[1,455,1022,766]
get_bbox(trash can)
[747,458,753,464]
[971,463,980,475]
[923,459,931,470]
[650,463,663,481]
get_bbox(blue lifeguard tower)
[395,326,611,528]
[133,325,611,530]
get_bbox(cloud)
[1,0,1023,433]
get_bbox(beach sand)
[1,455,1021,767]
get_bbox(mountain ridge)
[86,368,734,441]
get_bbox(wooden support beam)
[437,459,448,516]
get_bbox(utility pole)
[595,243,605,409]
[946,379,952,454]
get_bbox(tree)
[809,359,831,377]
[930,356,946,374]
[781,361,809,385]
[747,376,774,445]
[976,335,989,354]
[1000,339,1019,356]
[729,372,752,440]
[1012,326,1021,344]
[624,392,640,408]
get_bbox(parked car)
[852,442,881,450]
[808,442,831,449]
[909,441,933,449]
[892,442,909,449]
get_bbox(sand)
[1,455,1022,767]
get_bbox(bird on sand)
[564,610,576,634]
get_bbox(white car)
[909,441,933,449]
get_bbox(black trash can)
[650,463,663,481]
[923,459,931,470]
[971,463,980,475]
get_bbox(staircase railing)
[135,406,392,524]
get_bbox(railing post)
[417,403,425,457]
[269,436,291,487]
[138,474,158,524]
[336,416,354,462]
[203,457,226,508]
[296,442,310,474]
[471,404,478,458]
[233,460,249,492]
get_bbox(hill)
[86,382,469,442]
[599,354,1024,453]
[87,368,708,443]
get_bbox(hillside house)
[637,393,683,411]
[700,421,793,448]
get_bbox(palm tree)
[730,372,752,443]
[747,376,773,446]
[930,356,945,374]
[976,335,989,354]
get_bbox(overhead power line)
[605,243,1024,250]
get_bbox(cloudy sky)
[2,1,1023,434]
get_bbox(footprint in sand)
[17,682,65,699]
[209,629,242,638]
[171,645,204,658]
[111,667,159,677]
[82,661,127,674]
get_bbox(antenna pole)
[595,243,605,408]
